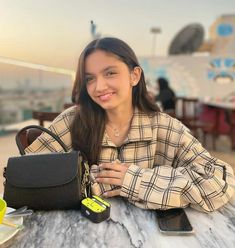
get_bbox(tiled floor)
[206,135,235,169]
[0,133,235,194]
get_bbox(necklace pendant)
[114,128,120,137]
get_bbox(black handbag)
[3,125,90,210]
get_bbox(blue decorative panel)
[217,23,233,37]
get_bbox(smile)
[98,92,115,101]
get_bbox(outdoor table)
[201,100,235,150]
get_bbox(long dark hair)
[71,37,160,164]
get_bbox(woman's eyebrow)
[102,66,117,72]
[85,66,118,75]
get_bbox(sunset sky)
[1,0,235,70]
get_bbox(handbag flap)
[5,152,79,188]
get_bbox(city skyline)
[1,0,235,70]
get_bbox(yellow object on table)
[0,198,7,223]
[0,198,20,228]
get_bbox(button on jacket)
[25,106,235,212]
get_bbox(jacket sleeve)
[25,107,75,153]
[120,128,235,212]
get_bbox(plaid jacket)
[26,106,235,212]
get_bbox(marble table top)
[2,194,235,248]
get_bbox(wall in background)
[140,54,235,100]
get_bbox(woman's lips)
[98,92,114,101]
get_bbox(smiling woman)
[25,37,235,213]
[84,55,139,145]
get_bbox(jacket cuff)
[120,164,144,201]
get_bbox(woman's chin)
[99,104,116,110]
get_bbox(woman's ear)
[130,66,142,86]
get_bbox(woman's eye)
[106,71,116,77]
[85,76,94,83]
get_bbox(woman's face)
[85,50,140,112]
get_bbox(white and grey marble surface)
[2,195,235,248]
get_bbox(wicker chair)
[17,128,43,149]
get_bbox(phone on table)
[156,208,194,235]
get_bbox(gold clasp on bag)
[81,160,91,198]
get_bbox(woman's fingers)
[97,170,121,179]
[99,162,123,171]
[95,177,121,185]
[102,189,120,198]
[99,162,130,172]
[94,162,131,196]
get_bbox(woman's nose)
[95,77,108,91]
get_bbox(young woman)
[26,37,235,212]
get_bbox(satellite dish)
[169,24,204,55]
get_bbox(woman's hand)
[95,161,130,197]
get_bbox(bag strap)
[15,125,69,155]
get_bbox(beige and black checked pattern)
[26,106,235,212]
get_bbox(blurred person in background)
[155,77,175,113]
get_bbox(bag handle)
[15,125,69,155]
